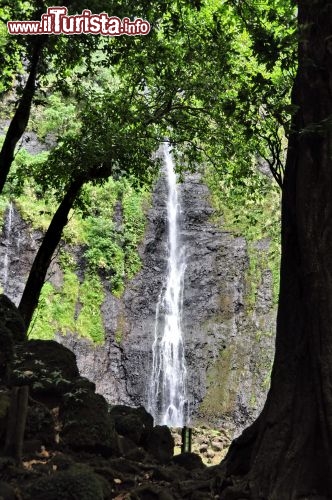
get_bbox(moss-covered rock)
[145,426,174,464]
[25,400,55,446]
[24,469,106,500]
[109,405,153,446]
[59,390,115,453]
[171,452,205,471]
[11,340,79,397]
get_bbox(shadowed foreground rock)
[0,326,226,499]
[109,405,153,446]
[0,295,25,381]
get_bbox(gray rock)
[211,441,223,452]
[59,390,115,453]
[109,405,153,445]
[0,166,276,436]
[145,425,174,464]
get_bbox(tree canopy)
[5,1,331,496]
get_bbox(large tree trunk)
[219,1,332,498]
[0,37,46,194]
[18,178,83,330]
[4,386,29,464]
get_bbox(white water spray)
[148,144,188,427]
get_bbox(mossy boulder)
[11,340,79,398]
[109,405,153,446]
[59,390,115,453]
[24,469,106,500]
[145,426,174,464]
[171,452,205,471]
[25,400,55,446]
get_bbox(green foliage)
[3,147,54,230]
[29,93,80,141]
[53,269,79,335]
[28,267,105,343]
[26,172,150,341]
[122,181,150,279]
[0,12,23,96]
[114,312,126,344]
[76,274,105,343]
[188,0,297,187]
[7,144,150,297]
[15,184,54,232]
[205,160,281,307]
[2,0,296,347]
[84,218,118,267]
[28,282,57,341]
[0,196,9,232]
[114,330,123,344]
[83,177,150,296]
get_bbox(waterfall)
[148,144,188,427]
[2,202,13,294]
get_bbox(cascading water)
[148,144,188,427]
[2,202,13,294]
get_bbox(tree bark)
[4,386,29,464]
[219,1,332,498]
[0,36,46,194]
[18,178,83,330]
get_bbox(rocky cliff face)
[0,204,43,304]
[1,167,276,435]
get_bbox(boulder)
[114,434,148,461]
[109,405,153,446]
[211,440,223,452]
[59,390,115,453]
[145,425,174,464]
[171,452,205,471]
[25,400,55,446]
[11,340,79,402]
[24,469,106,500]
[13,339,79,380]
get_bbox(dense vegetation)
[0,0,295,339]
[3,0,332,497]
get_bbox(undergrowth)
[205,160,281,308]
